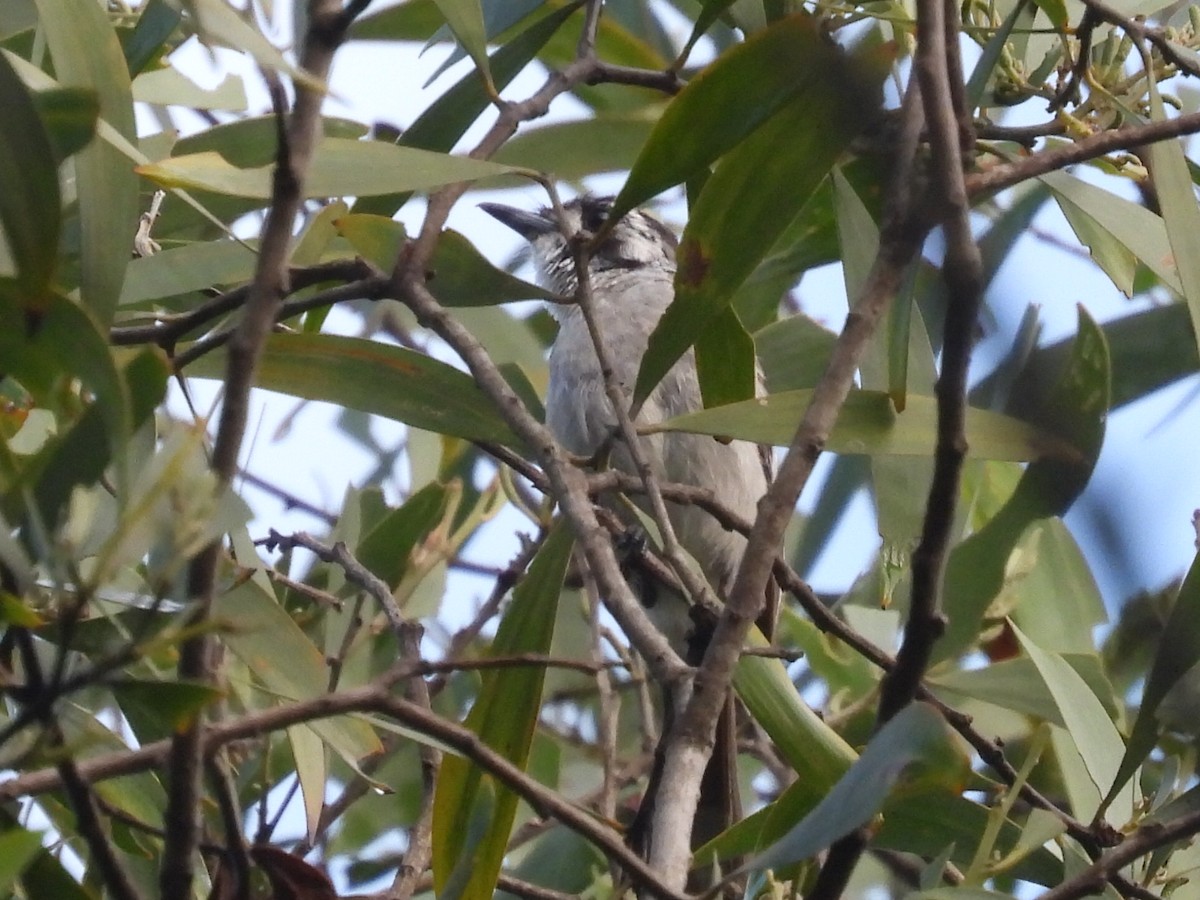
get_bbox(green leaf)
[612,13,877,219]
[491,111,659,179]
[631,28,888,403]
[31,87,99,162]
[1042,170,1181,296]
[755,313,837,391]
[649,389,1080,461]
[879,793,1064,887]
[334,214,552,303]
[966,0,1032,107]
[677,0,742,65]
[975,301,1195,413]
[132,67,247,111]
[5,347,165,537]
[175,0,324,91]
[741,703,960,875]
[355,483,449,587]
[216,577,382,764]
[936,306,1110,662]
[928,652,1120,725]
[731,631,857,789]
[351,1,579,216]
[0,808,91,900]
[1008,519,1107,653]
[0,293,138,519]
[1145,79,1200,363]
[0,828,41,893]
[432,521,573,900]
[429,229,556,305]
[120,239,258,306]
[121,0,182,77]
[136,139,516,199]
[0,49,60,308]
[1011,622,1132,824]
[289,722,327,842]
[34,0,139,327]
[183,333,523,447]
[109,679,224,738]
[1105,550,1200,812]
[695,306,757,406]
[432,0,493,91]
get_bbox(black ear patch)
[577,195,615,233]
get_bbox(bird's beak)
[479,203,557,240]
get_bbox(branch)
[812,0,978,883]
[966,109,1200,197]
[108,259,375,349]
[171,275,389,370]
[877,0,980,725]
[1076,0,1200,79]
[1,677,688,900]
[1037,809,1200,900]
[161,2,370,895]
[57,756,148,900]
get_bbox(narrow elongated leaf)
[423,0,546,84]
[183,334,523,447]
[216,578,382,764]
[132,67,247,110]
[352,2,579,216]
[1011,623,1132,823]
[122,0,182,76]
[632,34,888,403]
[1145,79,1200,359]
[1042,170,1181,295]
[928,652,1120,725]
[120,240,258,306]
[355,483,449,587]
[136,139,515,199]
[695,306,757,406]
[973,301,1195,412]
[31,87,99,163]
[334,214,553,303]
[649,389,1080,461]
[34,0,139,327]
[493,111,659,180]
[755,313,837,391]
[432,0,492,90]
[0,829,41,893]
[739,704,959,875]
[1105,551,1200,811]
[936,307,1110,662]
[0,52,59,308]
[1008,519,1107,653]
[178,0,324,91]
[612,13,873,219]
[432,521,573,900]
[724,629,858,822]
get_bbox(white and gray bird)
[480,196,774,613]
[481,195,776,868]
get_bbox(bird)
[480,194,777,881]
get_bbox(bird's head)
[480,195,677,295]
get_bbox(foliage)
[1,0,1200,898]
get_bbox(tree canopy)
[3,0,1200,898]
